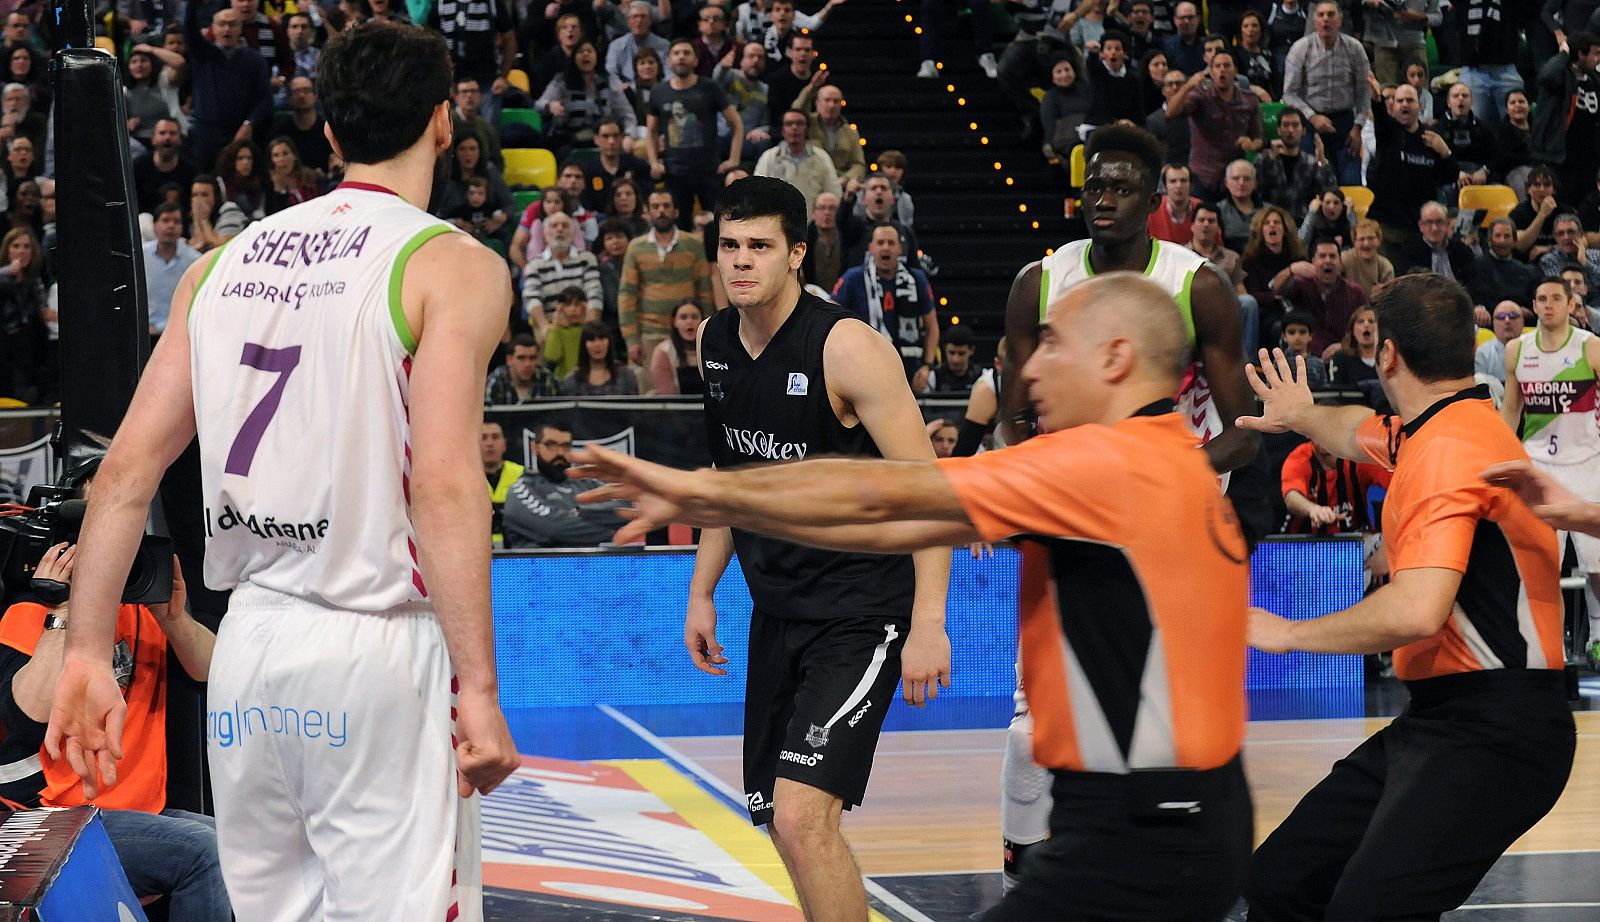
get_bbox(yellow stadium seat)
[1458,184,1519,227]
[507,68,530,93]
[502,148,557,189]
[1029,86,1045,103]
[1341,185,1374,220]
[93,35,116,54]
[1070,144,1087,188]
[0,397,26,408]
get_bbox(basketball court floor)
[479,680,1600,922]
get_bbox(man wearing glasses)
[693,5,735,77]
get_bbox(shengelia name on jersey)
[206,503,329,544]
[238,225,372,269]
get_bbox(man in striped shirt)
[618,189,714,361]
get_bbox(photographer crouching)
[0,523,229,917]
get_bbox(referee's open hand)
[1237,348,1314,434]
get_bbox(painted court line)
[596,703,941,922]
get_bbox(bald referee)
[577,273,1255,921]
[1240,273,1576,920]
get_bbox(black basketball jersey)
[701,292,915,622]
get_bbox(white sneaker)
[917,59,938,78]
[979,52,998,79]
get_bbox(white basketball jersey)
[1038,240,1225,482]
[1514,326,1600,466]
[188,183,457,610]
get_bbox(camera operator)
[0,537,230,919]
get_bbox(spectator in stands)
[623,47,664,147]
[754,108,841,214]
[582,119,652,215]
[650,298,706,395]
[182,0,271,172]
[1276,236,1368,356]
[133,117,196,216]
[595,219,631,327]
[1233,10,1276,97]
[512,185,596,268]
[1279,438,1387,535]
[186,174,246,253]
[0,136,33,212]
[844,174,923,271]
[1513,166,1561,258]
[1085,30,1146,129]
[1368,83,1457,258]
[734,0,843,43]
[1139,49,1171,113]
[1539,213,1600,297]
[1402,60,1435,121]
[1471,217,1538,308]
[0,538,229,919]
[523,212,605,338]
[1040,55,1092,163]
[1492,89,1534,190]
[832,223,939,389]
[1298,187,1354,249]
[562,320,640,395]
[802,189,850,291]
[695,3,736,78]
[1162,1,1206,74]
[648,40,742,230]
[142,202,199,340]
[0,224,39,398]
[1435,81,1494,191]
[1341,218,1394,297]
[1400,200,1475,282]
[528,12,584,97]
[538,40,636,157]
[619,189,714,362]
[719,41,774,157]
[1534,33,1600,207]
[916,0,998,79]
[1148,162,1197,244]
[262,137,321,215]
[124,49,176,148]
[1476,299,1527,383]
[1282,0,1371,185]
[924,324,981,394]
[807,84,867,195]
[435,0,514,91]
[213,138,265,219]
[1115,0,1161,61]
[1259,109,1339,223]
[7,180,40,239]
[995,2,1075,139]
[605,177,648,237]
[281,12,317,80]
[1455,0,1527,124]
[1145,67,1191,167]
[1326,301,1381,390]
[542,287,598,379]
[1361,0,1436,86]
[760,0,808,64]
[482,420,523,547]
[926,417,958,458]
[1166,46,1262,202]
[503,421,630,548]
[1218,158,1262,252]
[1277,310,1330,387]
[1066,0,1109,56]
[765,32,816,133]
[1240,203,1305,340]
[486,333,560,404]
[442,176,507,251]
[8,46,47,116]
[608,1,671,84]
[269,76,333,174]
[1201,32,1270,101]
[871,150,916,228]
[450,77,503,171]
[1187,201,1254,351]
[437,134,514,247]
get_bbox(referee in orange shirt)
[576,272,1255,921]
[1240,273,1577,920]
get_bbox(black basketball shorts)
[742,609,911,826]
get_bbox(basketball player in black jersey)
[682,177,952,921]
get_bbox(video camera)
[0,474,173,607]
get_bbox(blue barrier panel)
[0,807,148,921]
[493,538,1367,711]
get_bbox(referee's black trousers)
[1247,670,1575,922]
[981,756,1253,922]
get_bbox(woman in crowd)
[562,320,640,396]
[124,48,176,147]
[0,227,45,401]
[537,40,637,158]
[1404,61,1434,121]
[187,174,247,253]
[606,177,648,238]
[650,299,705,396]
[9,180,42,238]
[624,47,663,155]
[1041,55,1092,163]
[214,140,266,220]
[1493,89,1534,197]
[1234,10,1275,98]
[132,35,190,132]
[1340,218,1393,298]
[1327,303,1382,399]
[436,134,515,241]
[1,137,37,209]
[263,137,324,215]
[1299,187,1353,250]
[1137,49,1169,116]
[1240,204,1304,346]
[9,46,47,113]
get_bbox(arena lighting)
[914,26,922,34]
[1018,204,1028,212]
[904,13,912,21]
[946,84,955,92]
[969,121,977,130]
[957,97,966,105]
[1005,177,1014,185]
[1032,221,1040,229]
[1046,247,1056,256]
[980,136,988,144]
[939,297,949,306]
[993,161,1002,170]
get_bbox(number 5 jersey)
[1513,326,1600,467]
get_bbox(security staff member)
[482,420,523,547]
[574,272,1257,921]
[1240,273,1576,920]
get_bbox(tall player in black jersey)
[690,177,951,921]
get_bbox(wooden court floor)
[665,711,1600,876]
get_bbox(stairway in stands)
[811,0,1079,353]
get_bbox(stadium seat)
[1029,87,1045,103]
[93,35,116,54]
[1341,185,1374,219]
[513,188,540,216]
[0,397,25,407]
[1260,101,1286,143]
[503,148,557,189]
[1458,184,1519,226]
[1069,144,1086,188]
[567,146,601,166]
[507,68,530,93]
[499,108,542,134]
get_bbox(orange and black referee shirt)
[939,400,1250,774]
[1354,385,1566,680]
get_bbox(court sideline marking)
[596,703,941,922]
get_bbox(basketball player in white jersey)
[993,124,1260,890]
[1502,275,1600,666]
[44,23,519,921]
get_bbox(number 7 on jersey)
[225,343,302,477]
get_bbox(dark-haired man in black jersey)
[684,175,951,920]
